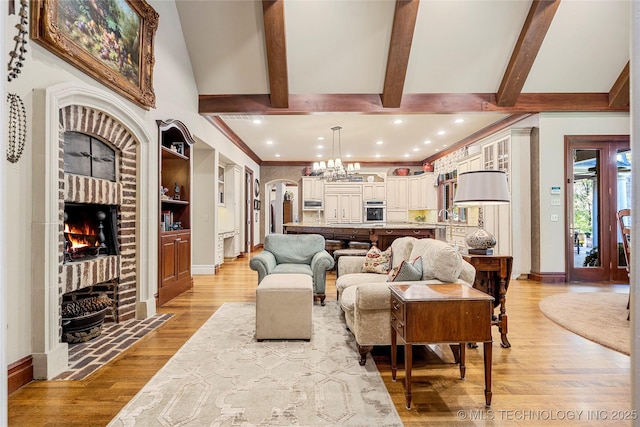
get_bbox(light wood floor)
[9,255,632,426]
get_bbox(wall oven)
[363,200,386,223]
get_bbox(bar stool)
[348,241,371,250]
[325,239,345,257]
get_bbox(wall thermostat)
[550,186,561,195]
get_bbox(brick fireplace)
[59,105,138,323]
[32,82,156,379]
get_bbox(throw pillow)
[387,256,423,282]
[362,246,392,274]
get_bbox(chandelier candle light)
[312,126,360,181]
[453,170,510,255]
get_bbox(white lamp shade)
[312,162,320,171]
[453,170,510,206]
[327,159,335,168]
[354,162,361,171]
[319,161,326,170]
[335,158,342,167]
[347,163,354,172]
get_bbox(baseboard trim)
[192,264,216,275]
[8,355,33,393]
[529,271,566,283]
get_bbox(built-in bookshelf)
[157,119,195,306]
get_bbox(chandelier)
[312,126,361,181]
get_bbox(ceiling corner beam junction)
[609,61,630,108]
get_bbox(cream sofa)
[336,237,476,365]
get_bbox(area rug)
[539,292,629,355]
[108,302,402,426]
[55,313,173,380]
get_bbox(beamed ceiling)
[175,0,630,166]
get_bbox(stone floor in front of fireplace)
[54,313,173,380]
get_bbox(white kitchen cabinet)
[324,193,362,223]
[386,177,408,209]
[422,173,437,209]
[408,177,422,210]
[362,182,386,201]
[457,154,482,175]
[302,177,324,200]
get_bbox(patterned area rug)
[539,292,629,355]
[108,302,402,426]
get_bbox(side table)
[462,254,513,348]
[390,283,494,409]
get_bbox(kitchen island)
[283,222,444,250]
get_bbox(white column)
[1,7,7,423]
[631,1,640,421]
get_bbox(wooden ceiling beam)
[609,61,630,107]
[496,0,561,107]
[381,0,420,108]
[262,0,289,108]
[199,92,629,115]
[205,116,262,164]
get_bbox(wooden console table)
[390,284,494,409]
[462,254,513,348]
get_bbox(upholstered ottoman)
[256,273,313,340]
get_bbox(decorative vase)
[466,228,496,253]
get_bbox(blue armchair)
[249,234,335,305]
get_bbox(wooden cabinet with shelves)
[158,119,195,306]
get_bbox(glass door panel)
[566,137,630,282]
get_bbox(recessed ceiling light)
[437,130,446,136]
[375,154,381,158]
[413,148,419,152]
[435,149,440,152]
[316,154,322,158]
[345,154,352,158]
[252,119,262,124]
[317,145,323,149]
[266,140,273,145]
[454,118,464,124]
[443,144,448,147]
[423,140,432,145]
[376,140,384,145]
[393,119,404,125]
[275,154,281,157]
[317,136,324,140]
[404,154,410,158]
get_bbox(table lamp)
[453,170,510,255]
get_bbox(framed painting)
[31,0,159,109]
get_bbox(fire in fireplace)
[64,203,119,262]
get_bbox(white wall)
[537,112,630,274]
[3,0,258,367]
[192,145,216,274]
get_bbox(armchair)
[249,234,335,305]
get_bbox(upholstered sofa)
[249,233,335,305]
[336,237,476,364]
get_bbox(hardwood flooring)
[8,255,632,426]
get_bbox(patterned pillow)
[362,246,392,274]
[387,256,423,282]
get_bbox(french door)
[565,136,630,282]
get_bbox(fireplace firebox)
[64,203,119,262]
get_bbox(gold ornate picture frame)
[31,0,159,109]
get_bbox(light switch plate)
[551,199,561,206]
[550,214,559,222]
